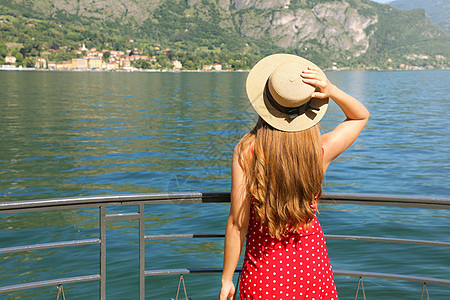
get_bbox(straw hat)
[246,54,329,132]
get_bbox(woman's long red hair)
[238,118,324,239]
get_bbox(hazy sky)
[371,0,392,3]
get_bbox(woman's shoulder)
[234,133,253,157]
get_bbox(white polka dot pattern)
[239,206,338,299]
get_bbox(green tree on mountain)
[13,51,23,63]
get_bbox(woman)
[219,54,369,299]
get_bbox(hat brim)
[246,54,329,132]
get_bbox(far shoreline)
[1,66,448,73]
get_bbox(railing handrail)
[1,192,449,299]
[143,268,450,286]
[1,192,449,212]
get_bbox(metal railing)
[0,192,449,299]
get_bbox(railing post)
[420,282,429,300]
[139,204,145,300]
[355,276,366,300]
[100,205,106,300]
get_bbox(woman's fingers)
[302,79,327,98]
[302,66,318,73]
[219,282,235,300]
[301,70,319,78]
[301,68,322,78]
[311,91,327,98]
[301,67,331,98]
[301,69,324,83]
[301,77,326,89]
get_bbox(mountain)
[389,0,450,34]
[1,0,449,70]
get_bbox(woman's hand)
[300,67,335,99]
[219,280,236,300]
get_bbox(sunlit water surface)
[0,70,449,299]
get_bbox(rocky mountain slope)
[1,0,449,68]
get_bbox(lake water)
[0,70,449,299]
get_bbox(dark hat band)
[264,83,319,119]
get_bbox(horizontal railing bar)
[145,234,224,240]
[0,238,101,254]
[144,233,450,248]
[105,212,140,221]
[0,203,116,214]
[324,235,450,247]
[145,268,241,276]
[0,193,205,213]
[0,193,205,211]
[145,268,450,286]
[0,274,101,293]
[334,270,450,286]
[1,193,449,213]
[321,193,450,210]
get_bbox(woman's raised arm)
[301,67,370,171]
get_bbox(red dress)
[239,203,338,299]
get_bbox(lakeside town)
[1,41,447,72]
[1,42,226,72]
